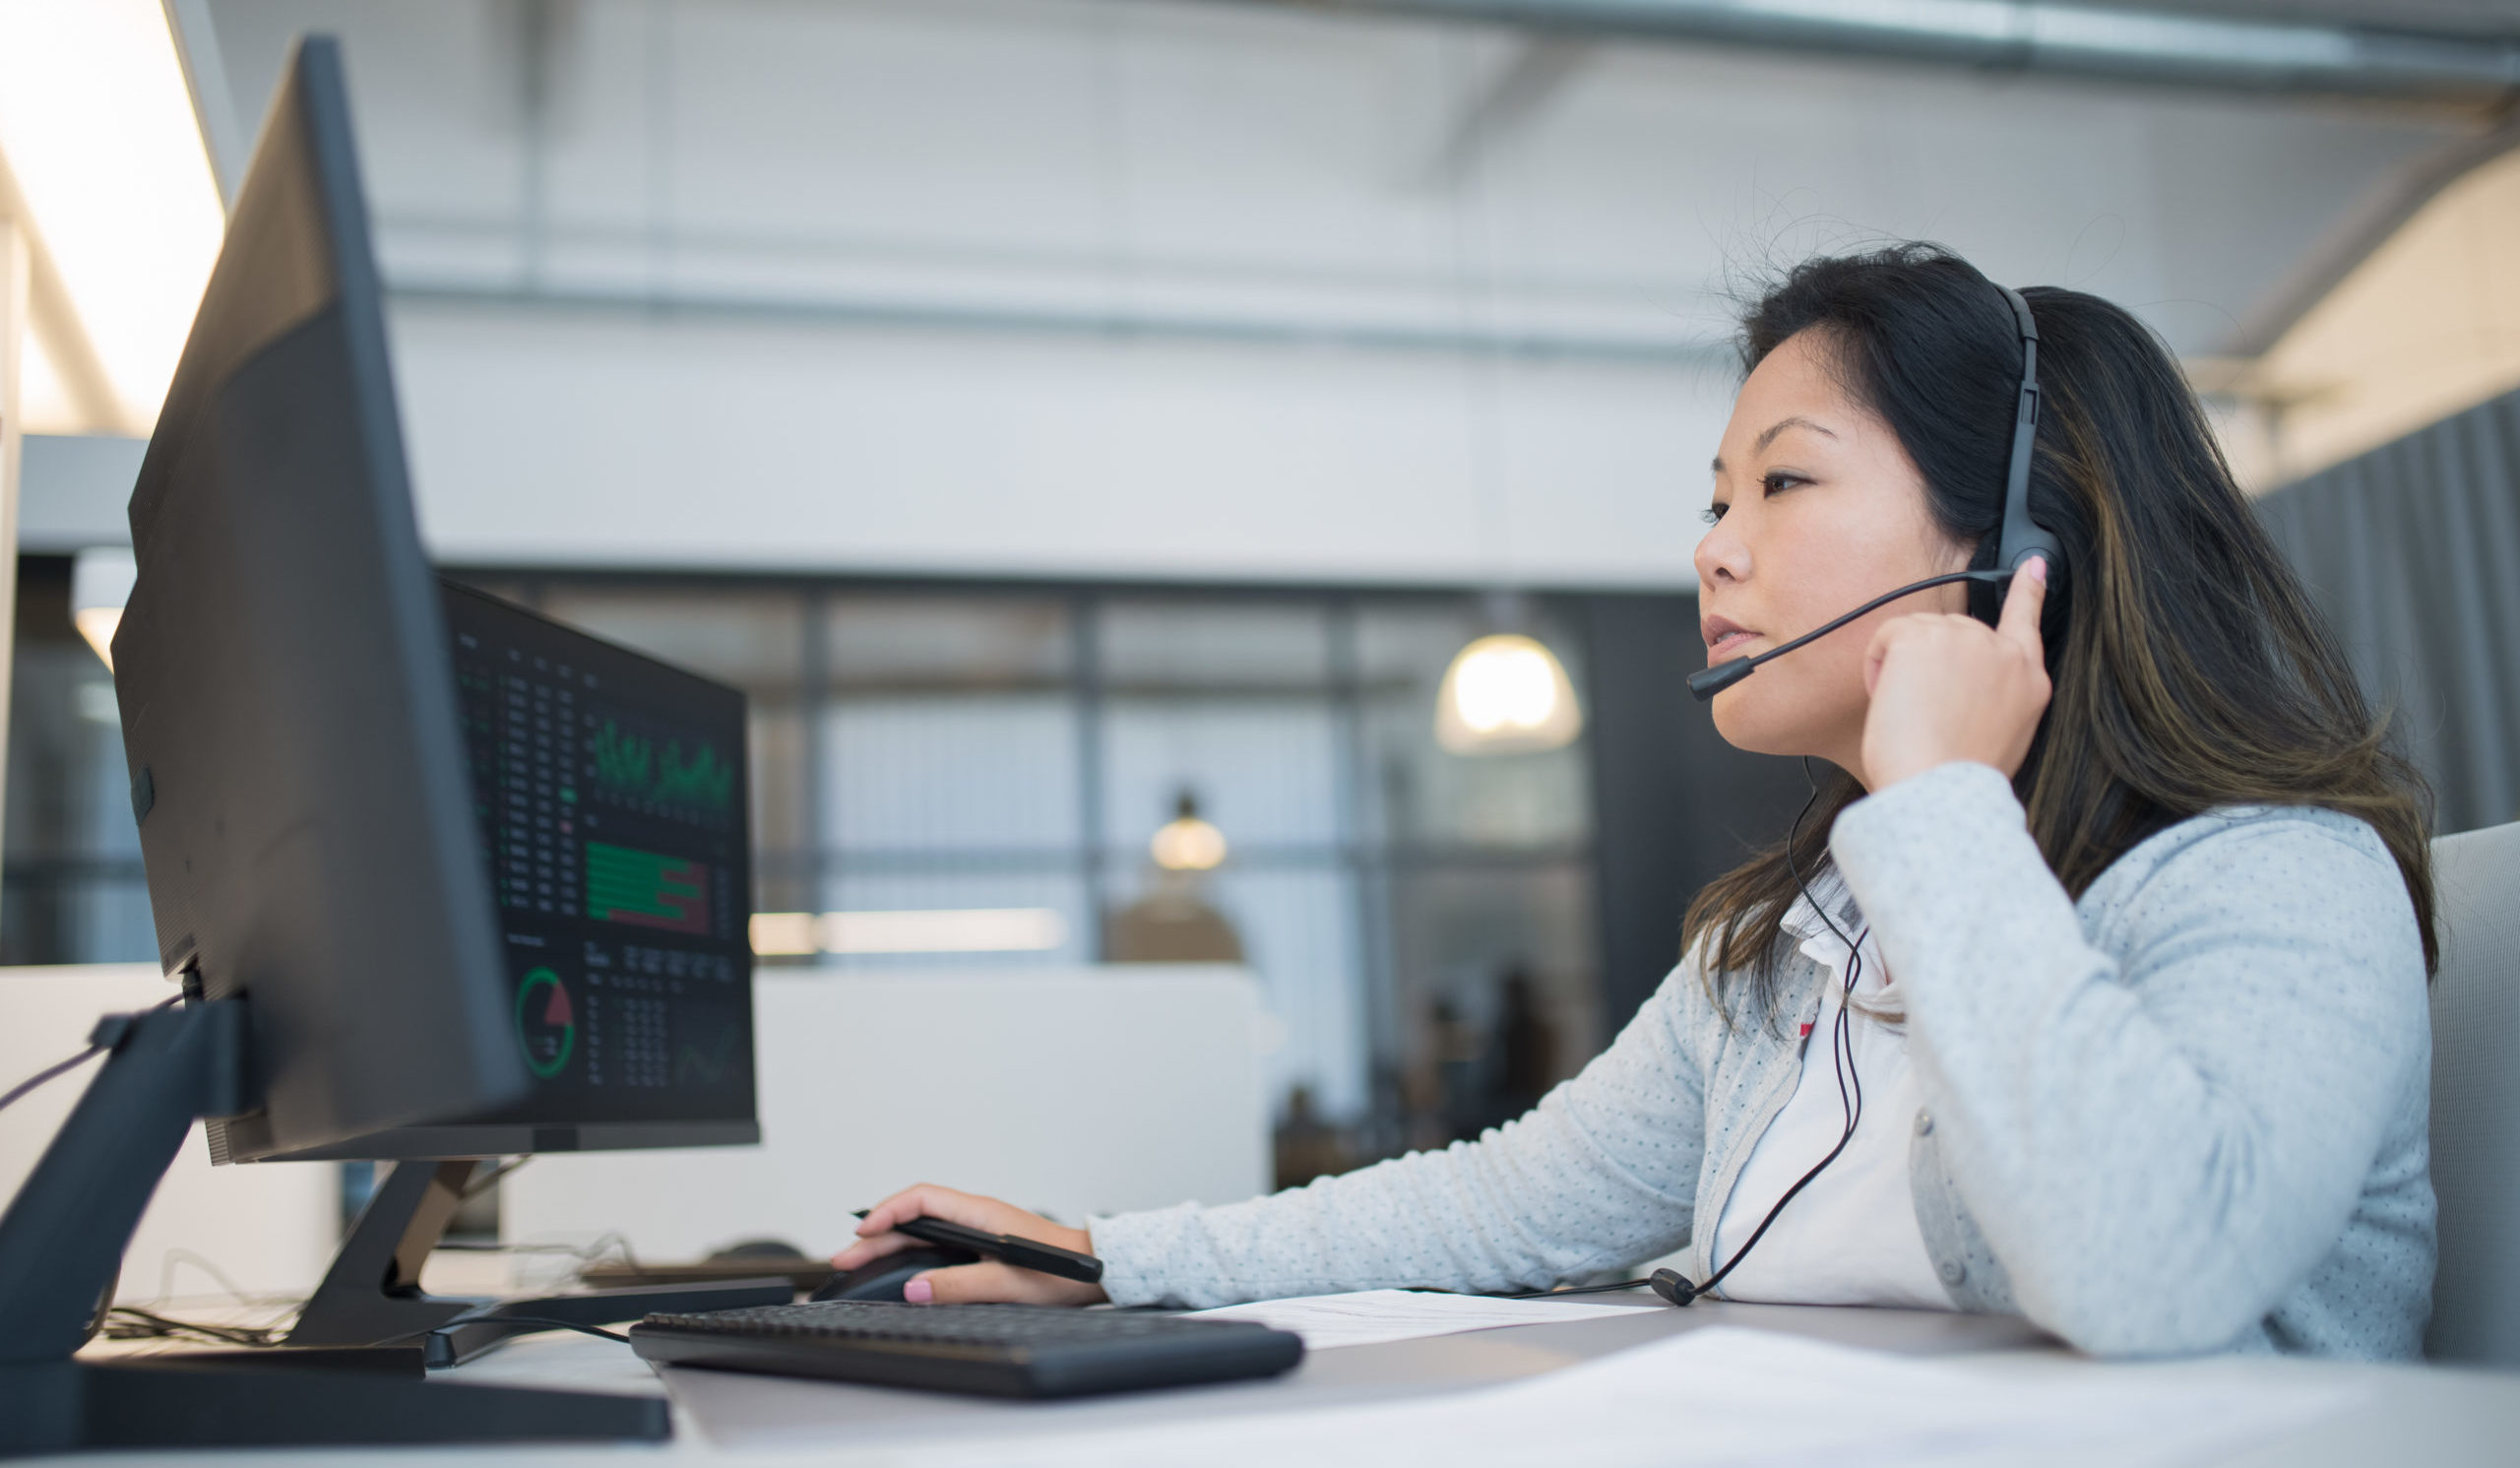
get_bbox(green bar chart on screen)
[586,840,713,935]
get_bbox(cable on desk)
[101,1306,297,1349]
[458,1155,532,1201]
[104,1247,312,1349]
[1502,1279,1654,1300]
[431,1231,644,1272]
[374,1312,633,1348]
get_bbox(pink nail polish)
[904,1277,933,1304]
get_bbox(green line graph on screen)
[590,718,733,814]
[677,1019,743,1087]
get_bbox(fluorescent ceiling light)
[751,908,1070,956]
[823,908,1067,955]
[73,607,122,673]
[0,0,224,431]
[748,912,820,957]
[72,546,137,671]
[15,324,80,433]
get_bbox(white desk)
[63,1297,2520,1465]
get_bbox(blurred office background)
[5,0,2519,1188]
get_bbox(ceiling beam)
[0,147,126,434]
[2223,114,2520,356]
[1418,35,1593,190]
[387,278,1733,370]
[161,0,245,214]
[1211,1,2520,111]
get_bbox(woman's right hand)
[832,1182,1108,1307]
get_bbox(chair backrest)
[2426,819,2520,1366]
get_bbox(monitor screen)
[440,581,757,1140]
[252,583,764,1161]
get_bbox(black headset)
[1687,284,2062,703]
[1650,284,2058,1308]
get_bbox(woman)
[835,244,2437,1359]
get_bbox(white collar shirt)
[1704,872,1955,1309]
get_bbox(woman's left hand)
[1859,556,2051,791]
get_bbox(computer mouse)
[705,1239,812,1264]
[809,1245,980,1304]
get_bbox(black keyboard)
[627,1300,1305,1399]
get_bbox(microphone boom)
[1687,568,2010,702]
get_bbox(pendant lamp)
[1426,60,1580,759]
[1150,790,1228,871]
[1434,596,1582,755]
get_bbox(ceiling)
[154,0,2517,584]
[2161,1,2520,40]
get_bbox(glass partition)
[4,562,1603,1176]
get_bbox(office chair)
[2426,817,2520,1368]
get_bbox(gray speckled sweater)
[1090,761,2436,1360]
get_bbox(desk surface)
[65,1298,2520,1465]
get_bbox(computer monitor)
[270,584,762,1357]
[363,580,759,1160]
[112,34,756,1164]
[0,34,765,1451]
[112,33,521,1163]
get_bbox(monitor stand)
[0,996,669,1455]
[290,1158,790,1367]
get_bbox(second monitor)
[283,582,770,1357]
[308,582,761,1160]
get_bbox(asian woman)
[832,243,2437,1360]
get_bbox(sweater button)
[1914,1110,1934,1137]
[1938,1258,1966,1285]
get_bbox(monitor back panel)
[119,38,525,1161]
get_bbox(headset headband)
[1991,285,2063,581]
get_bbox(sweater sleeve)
[1085,957,1714,1308]
[1830,761,2429,1357]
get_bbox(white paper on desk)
[1185,1289,1643,1350]
[887,1325,2355,1468]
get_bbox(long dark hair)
[1683,243,2436,1022]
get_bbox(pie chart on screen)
[515,966,577,1080]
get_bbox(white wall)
[174,0,2476,584]
[392,300,1729,587]
[0,965,341,1304]
[504,967,1273,1260]
[0,963,1268,1298]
